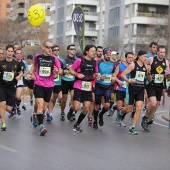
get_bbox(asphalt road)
[0,97,170,170]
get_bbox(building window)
[6,4,10,8]
[6,13,10,17]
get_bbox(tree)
[0,19,42,49]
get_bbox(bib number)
[3,72,14,81]
[65,73,74,79]
[135,71,145,81]
[103,74,112,83]
[122,81,127,88]
[39,66,51,77]
[81,81,91,91]
[54,75,60,82]
[154,74,164,83]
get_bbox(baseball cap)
[103,48,112,55]
[111,51,119,55]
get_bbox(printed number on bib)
[154,74,164,83]
[81,81,91,91]
[39,66,51,77]
[65,73,74,79]
[54,75,60,82]
[122,81,127,88]
[103,74,112,83]
[3,71,14,81]
[135,71,145,81]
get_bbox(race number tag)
[54,75,60,82]
[135,71,145,81]
[17,77,24,86]
[39,66,51,77]
[154,74,164,83]
[3,71,14,81]
[81,81,91,91]
[65,73,74,79]
[122,81,127,88]
[103,74,112,83]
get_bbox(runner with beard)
[93,48,115,129]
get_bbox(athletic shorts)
[61,79,74,94]
[34,84,53,103]
[146,84,163,102]
[73,88,92,102]
[24,79,34,89]
[116,90,126,102]
[53,85,62,94]
[0,85,16,107]
[126,89,144,105]
[94,83,111,105]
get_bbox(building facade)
[49,0,99,51]
[0,0,11,20]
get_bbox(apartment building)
[0,0,11,20]
[49,0,99,51]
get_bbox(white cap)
[111,51,119,55]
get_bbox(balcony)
[125,12,168,25]
[67,0,98,6]
[125,0,168,5]
[49,20,55,26]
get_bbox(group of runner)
[0,40,169,136]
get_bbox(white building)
[49,0,99,51]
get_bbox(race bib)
[135,71,145,81]
[39,66,51,77]
[154,74,164,83]
[17,77,24,86]
[65,73,74,79]
[54,75,60,82]
[122,81,127,88]
[3,71,14,81]
[103,74,112,83]
[81,81,91,91]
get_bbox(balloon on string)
[27,4,46,27]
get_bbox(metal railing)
[137,12,168,18]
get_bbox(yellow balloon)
[27,5,46,27]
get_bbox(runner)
[0,47,4,61]
[30,40,61,136]
[24,55,34,106]
[116,51,151,135]
[67,44,98,132]
[114,52,134,126]
[0,44,22,130]
[8,48,28,117]
[46,45,64,122]
[61,44,77,121]
[141,46,169,132]
[93,48,115,129]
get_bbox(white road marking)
[0,144,18,152]
[153,122,168,128]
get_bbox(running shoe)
[31,114,38,128]
[147,115,154,126]
[99,114,104,126]
[30,99,33,106]
[16,107,21,115]
[60,112,65,121]
[46,112,53,122]
[39,125,47,136]
[107,108,115,116]
[73,124,83,132]
[88,117,93,126]
[93,121,98,129]
[117,108,123,123]
[8,112,16,118]
[120,121,126,127]
[22,104,27,110]
[72,113,76,121]
[141,117,150,132]
[1,123,6,131]
[168,122,170,129]
[129,126,138,135]
[67,112,73,121]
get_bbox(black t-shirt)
[0,59,21,88]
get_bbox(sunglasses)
[69,48,76,51]
[45,46,53,49]
[53,49,59,52]
[27,58,33,60]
